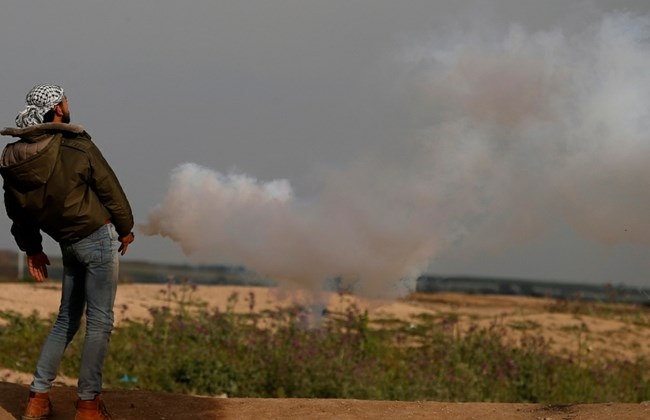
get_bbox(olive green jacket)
[0,123,133,255]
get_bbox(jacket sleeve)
[86,142,134,237]
[4,189,43,255]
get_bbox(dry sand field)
[1,282,650,419]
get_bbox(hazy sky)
[2,0,650,287]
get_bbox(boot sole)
[22,407,52,420]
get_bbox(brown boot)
[22,391,52,420]
[75,395,113,420]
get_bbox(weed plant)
[1,287,649,402]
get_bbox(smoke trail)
[141,13,650,294]
[139,162,436,295]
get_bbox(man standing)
[0,84,134,420]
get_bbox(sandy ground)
[2,283,650,419]
[0,282,429,326]
[2,282,650,360]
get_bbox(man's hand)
[27,252,50,282]
[118,232,135,256]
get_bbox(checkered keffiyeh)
[15,84,65,128]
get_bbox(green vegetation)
[1,290,649,402]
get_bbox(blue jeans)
[31,223,119,400]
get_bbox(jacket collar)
[1,123,85,138]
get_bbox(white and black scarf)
[15,84,65,128]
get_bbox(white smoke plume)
[140,13,650,294]
[139,163,436,295]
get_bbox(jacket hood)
[0,123,84,190]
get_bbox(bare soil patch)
[1,382,649,419]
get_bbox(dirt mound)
[1,382,649,419]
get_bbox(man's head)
[15,84,70,128]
